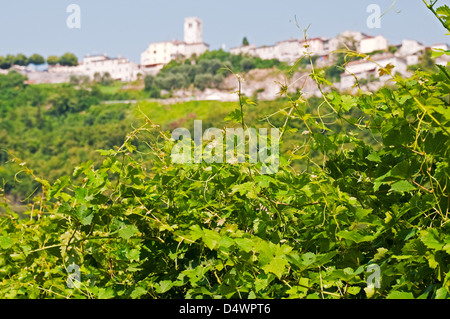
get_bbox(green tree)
[101,72,114,86]
[144,75,161,98]
[69,75,80,85]
[93,72,102,83]
[0,56,11,70]
[194,73,213,90]
[46,55,60,66]
[13,54,28,66]
[58,53,78,66]
[28,54,45,65]
[242,36,250,46]
[240,57,255,72]
[408,49,436,73]
[0,70,27,89]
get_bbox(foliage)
[144,49,293,94]
[28,54,45,66]
[0,1,449,300]
[13,54,28,67]
[407,49,437,73]
[58,53,78,67]
[46,56,60,66]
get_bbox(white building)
[359,35,389,54]
[274,39,303,62]
[80,55,140,82]
[184,17,202,44]
[254,45,278,60]
[230,37,330,64]
[229,44,257,56]
[395,39,425,65]
[397,39,425,56]
[140,17,209,71]
[49,54,141,82]
[340,53,407,89]
[336,31,369,51]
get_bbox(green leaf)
[234,238,254,253]
[98,287,115,299]
[156,280,173,294]
[435,287,449,299]
[118,224,139,240]
[301,252,316,267]
[366,152,381,163]
[126,248,140,261]
[262,256,289,279]
[391,180,415,193]
[224,108,243,123]
[74,204,93,226]
[0,236,13,250]
[419,229,444,250]
[337,230,376,243]
[130,286,147,299]
[340,95,357,112]
[202,229,221,250]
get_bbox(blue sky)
[0,0,449,63]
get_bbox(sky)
[0,0,449,64]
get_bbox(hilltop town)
[1,16,449,99]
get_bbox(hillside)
[0,3,449,301]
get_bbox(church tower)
[184,17,203,44]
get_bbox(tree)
[58,53,78,66]
[49,86,77,115]
[0,70,27,89]
[47,55,60,66]
[101,72,114,86]
[28,54,45,65]
[93,72,102,83]
[407,50,436,73]
[240,57,255,72]
[0,56,11,70]
[69,75,80,85]
[13,54,28,66]
[242,37,250,46]
[144,75,161,98]
[194,73,213,90]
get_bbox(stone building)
[140,17,209,73]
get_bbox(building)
[228,31,378,64]
[340,53,407,89]
[395,39,425,65]
[229,44,257,56]
[397,39,425,56]
[48,54,141,82]
[80,54,140,82]
[336,30,369,51]
[432,43,450,66]
[230,37,330,64]
[140,17,209,72]
[273,39,303,62]
[299,37,331,56]
[359,35,389,54]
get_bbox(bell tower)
[184,17,202,44]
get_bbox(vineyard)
[0,3,449,300]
